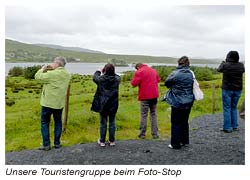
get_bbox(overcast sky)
[5,4,244,59]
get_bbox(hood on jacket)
[102,74,119,82]
[226,51,239,63]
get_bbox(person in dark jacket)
[131,63,160,139]
[164,56,194,149]
[91,63,120,147]
[217,51,245,133]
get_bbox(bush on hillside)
[8,66,23,77]
[121,71,134,82]
[152,66,176,81]
[190,66,218,81]
[122,66,218,82]
[8,65,42,79]
[24,65,42,79]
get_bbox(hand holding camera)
[42,64,54,72]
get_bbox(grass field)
[5,73,245,152]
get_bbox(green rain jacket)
[35,67,71,109]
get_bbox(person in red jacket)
[131,63,160,139]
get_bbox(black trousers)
[171,106,191,149]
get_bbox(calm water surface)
[5,62,219,76]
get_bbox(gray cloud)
[5,5,244,59]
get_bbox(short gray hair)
[54,57,67,67]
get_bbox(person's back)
[98,74,120,95]
[131,64,160,100]
[92,72,120,114]
[168,68,193,95]
[217,51,244,91]
[35,67,71,109]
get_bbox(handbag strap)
[189,70,195,79]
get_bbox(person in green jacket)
[35,57,71,151]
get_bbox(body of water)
[5,62,219,76]
[5,63,135,76]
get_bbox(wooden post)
[63,85,70,132]
[212,83,215,114]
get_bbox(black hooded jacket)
[217,51,245,91]
[91,71,120,114]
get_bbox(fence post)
[212,83,215,114]
[63,85,70,132]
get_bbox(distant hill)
[5,39,219,64]
[34,43,105,54]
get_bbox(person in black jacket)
[217,51,245,133]
[91,63,120,147]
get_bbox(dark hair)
[135,63,142,70]
[102,63,115,75]
[178,56,190,66]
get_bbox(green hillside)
[5,39,219,64]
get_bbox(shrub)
[6,99,15,106]
[8,65,42,79]
[190,67,216,81]
[24,65,42,79]
[152,66,176,81]
[121,71,134,82]
[152,66,217,81]
[8,66,23,77]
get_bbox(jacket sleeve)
[241,63,245,73]
[217,61,226,72]
[165,71,176,88]
[157,73,161,83]
[93,71,102,84]
[35,69,53,83]
[117,75,121,84]
[131,71,141,87]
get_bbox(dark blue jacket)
[91,71,120,114]
[164,65,194,108]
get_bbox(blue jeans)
[41,106,63,146]
[99,113,116,143]
[222,89,242,131]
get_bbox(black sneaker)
[138,134,145,139]
[233,128,239,131]
[152,135,159,139]
[168,144,181,149]
[220,128,233,133]
[38,145,51,151]
[180,143,189,147]
[54,144,62,149]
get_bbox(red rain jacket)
[131,64,160,101]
